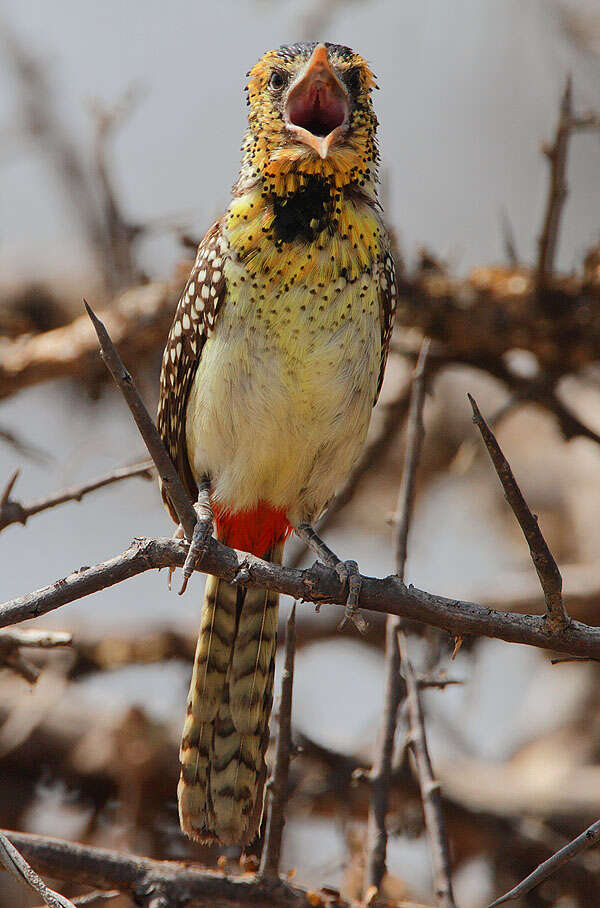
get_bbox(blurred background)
[2,1,600,905]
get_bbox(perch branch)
[3,534,600,658]
[0,828,351,907]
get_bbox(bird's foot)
[179,485,214,595]
[294,523,367,633]
[334,559,367,633]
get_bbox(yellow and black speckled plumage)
[158,41,398,847]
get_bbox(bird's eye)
[269,70,286,91]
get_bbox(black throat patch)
[270,175,335,244]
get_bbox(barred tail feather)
[178,542,283,846]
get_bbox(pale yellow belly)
[185,270,380,524]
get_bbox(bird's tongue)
[287,85,346,137]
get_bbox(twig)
[365,340,430,896]
[416,673,463,690]
[0,461,153,533]
[84,301,196,538]
[0,21,127,290]
[260,604,296,879]
[0,629,72,649]
[393,341,430,578]
[0,425,52,463]
[401,639,457,908]
[89,87,145,290]
[0,829,76,907]
[3,534,600,658]
[396,340,456,907]
[537,77,573,285]
[72,893,121,906]
[468,393,567,629]
[488,816,600,907]
[0,628,72,683]
[1,649,41,684]
[536,79,600,288]
[499,208,518,266]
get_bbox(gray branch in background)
[365,340,430,897]
[401,644,457,908]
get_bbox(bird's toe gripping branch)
[178,481,214,595]
[294,523,367,633]
[334,559,366,632]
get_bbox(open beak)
[285,44,349,159]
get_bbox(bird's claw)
[335,559,367,633]
[178,507,213,595]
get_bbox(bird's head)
[238,42,379,196]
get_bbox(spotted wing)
[374,248,398,404]
[157,221,228,521]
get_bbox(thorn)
[1,469,19,505]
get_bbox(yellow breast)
[185,188,383,522]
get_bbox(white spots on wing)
[202,285,210,300]
[213,270,221,282]
[183,313,191,331]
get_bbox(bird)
[157,41,398,848]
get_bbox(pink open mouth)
[287,86,347,138]
[285,44,349,158]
